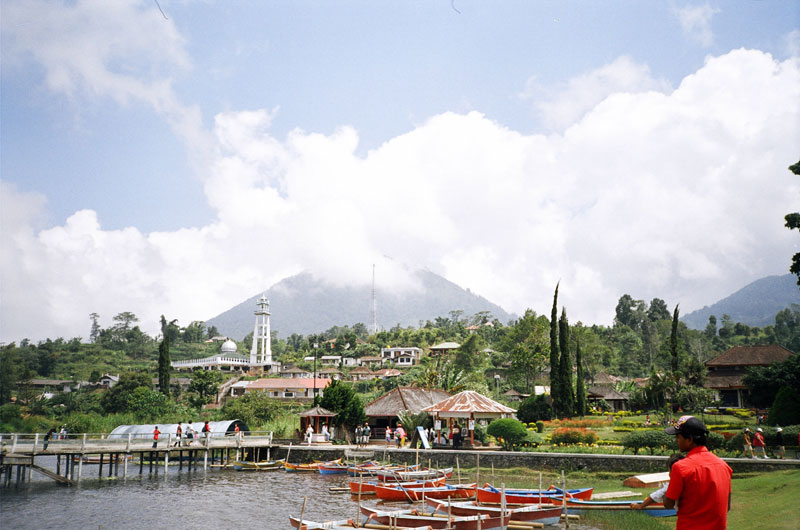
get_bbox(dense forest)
[2,294,799,433]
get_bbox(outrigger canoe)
[233,459,285,471]
[476,484,593,504]
[374,483,477,502]
[284,458,342,472]
[361,506,510,530]
[348,476,447,495]
[425,498,563,526]
[376,467,453,481]
[548,497,677,518]
[289,515,433,529]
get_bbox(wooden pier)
[0,432,276,487]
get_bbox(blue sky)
[1,1,799,341]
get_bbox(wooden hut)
[298,405,337,441]
[423,390,516,446]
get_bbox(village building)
[364,387,452,438]
[502,388,529,403]
[428,342,460,356]
[705,344,795,407]
[280,365,313,379]
[357,356,383,367]
[320,355,341,366]
[230,377,330,400]
[349,366,375,381]
[372,368,402,379]
[380,346,422,367]
[587,385,630,412]
[318,367,342,380]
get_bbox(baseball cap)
[664,415,709,436]
[776,427,783,432]
[756,427,763,432]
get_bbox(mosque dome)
[221,339,237,354]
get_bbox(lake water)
[2,456,603,529]
[1,456,369,529]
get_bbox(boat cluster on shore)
[232,456,676,528]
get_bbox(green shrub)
[550,427,598,445]
[536,421,544,433]
[622,430,676,455]
[487,418,528,450]
[517,394,552,423]
[767,387,800,426]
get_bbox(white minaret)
[250,294,272,366]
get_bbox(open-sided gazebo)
[298,405,337,439]
[423,390,516,446]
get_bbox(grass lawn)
[458,466,800,529]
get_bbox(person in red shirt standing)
[152,426,160,449]
[664,415,732,530]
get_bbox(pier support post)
[12,434,17,453]
[204,450,208,470]
[123,453,128,479]
[164,450,169,477]
[99,453,104,478]
[139,452,144,474]
[78,455,83,482]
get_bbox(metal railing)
[0,431,273,454]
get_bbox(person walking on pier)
[174,422,183,447]
[664,415,732,530]
[152,426,161,449]
[385,426,392,447]
[202,421,211,446]
[44,427,56,451]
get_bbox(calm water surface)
[1,456,374,529]
[3,457,604,529]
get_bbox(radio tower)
[370,264,378,335]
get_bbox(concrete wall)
[273,445,800,474]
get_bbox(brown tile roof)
[705,345,794,367]
[365,387,451,417]
[350,366,373,374]
[705,375,746,389]
[587,386,629,401]
[299,406,337,417]
[423,390,516,416]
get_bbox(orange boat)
[374,483,477,502]
[284,458,342,472]
[349,476,447,495]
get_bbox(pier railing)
[0,431,274,455]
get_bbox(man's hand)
[630,502,644,510]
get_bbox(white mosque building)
[171,295,281,374]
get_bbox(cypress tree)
[549,283,561,416]
[670,305,680,375]
[558,307,574,417]
[575,337,587,417]
[158,336,171,397]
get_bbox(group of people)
[151,421,211,449]
[354,422,371,447]
[384,423,406,447]
[741,426,789,459]
[304,423,334,444]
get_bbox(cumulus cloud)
[521,56,671,132]
[2,49,799,342]
[673,3,720,47]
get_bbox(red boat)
[425,498,564,526]
[374,483,476,502]
[476,484,593,504]
[290,515,433,529]
[376,467,453,481]
[361,506,509,530]
[348,476,447,495]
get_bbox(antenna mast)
[370,264,378,335]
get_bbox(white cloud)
[522,56,671,132]
[2,50,799,342]
[673,3,720,47]
[785,29,800,58]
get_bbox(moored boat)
[361,506,509,530]
[348,476,447,495]
[374,483,476,502]
[547,497,677,518]
[289,515,433,529]
[284,458,342,472]
[476,484,593,504]
[425,498,563,525]
[233,458,284,471]
[376,466,453,481]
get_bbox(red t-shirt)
[665,446,732,530]
[752,433,765,447]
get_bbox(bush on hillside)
[550,427,598,445]
[622,430,676,455]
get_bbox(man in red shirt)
[664,415,732,530]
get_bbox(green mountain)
[205,269,514,340]
[681,274,799,330]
